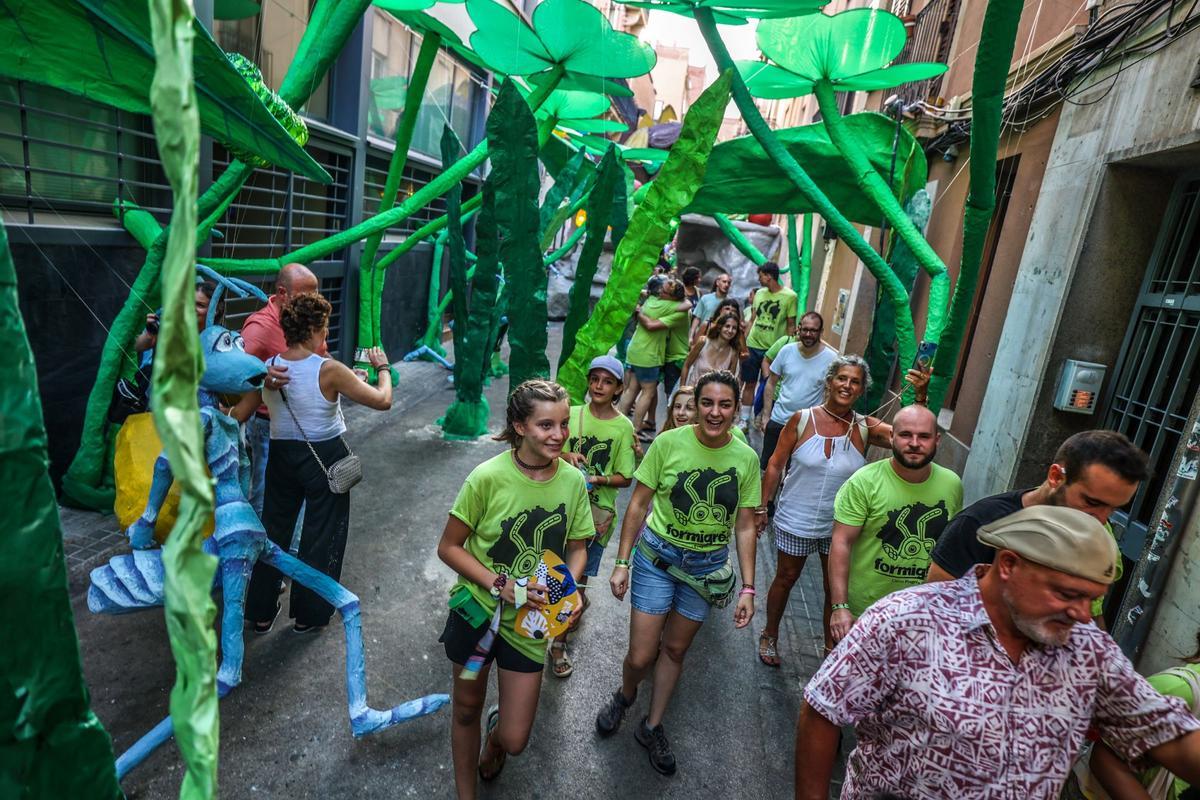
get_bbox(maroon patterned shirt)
[804,568,1199,800]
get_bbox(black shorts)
[440,610,543,674]
[740,347,767,385]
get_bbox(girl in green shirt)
[595,371,762,777]
[436,380,592,797]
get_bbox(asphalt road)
[75,343,804,799]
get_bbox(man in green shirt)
[828,405,963,641]
[740,262,797,430]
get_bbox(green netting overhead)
[756,8,946,92]
[0,0,330,182]
[683,111,927,222]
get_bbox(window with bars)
[0,78,172,224]
[362,151,449,239]
[223,273,345,355]
[1103,176,1200,558]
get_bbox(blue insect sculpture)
[88,325,448,779]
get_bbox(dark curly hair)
[281,292,331,347]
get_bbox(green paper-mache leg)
[559,145,622,369]
[544,221,587,267]
[147,2,220,796]
[557,72,732,403]
[714,212,767,266]
[798,214,813,310]
[442,126,471,372]
[694,8,917,377]
[927,0,1023,411]
[786,214,801,293]
[0,218,122,797]
[380,192,483,275]
[492,82,548,390]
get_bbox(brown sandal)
[478,707,506,780]
[549,640,574,678]
[758,633,781,668]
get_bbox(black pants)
[246,438,351,627]
[662,360,684,398]
[760,420,786,470]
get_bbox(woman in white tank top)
[240,292,394,634]
[755,354,928,667]
[681,310,743,388]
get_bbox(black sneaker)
[595,689,635,736]
[635,717,676,776]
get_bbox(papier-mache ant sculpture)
[87,323,448,778]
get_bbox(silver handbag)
[278,388,362,494]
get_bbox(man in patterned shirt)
[795,506,1200,800]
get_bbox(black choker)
[513,451,553,471]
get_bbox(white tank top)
[264,353,347,442]
[773,408,867,539]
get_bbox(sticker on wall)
[831,288,850,335]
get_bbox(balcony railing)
[892,0,959,107]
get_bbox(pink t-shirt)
[241,295,327,415]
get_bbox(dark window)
[362,151,448,239]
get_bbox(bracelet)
[831,602,850,611]
[614,558,631,568]
[739,587,756,596]
[490,573,508,599]
[753,508,768,516]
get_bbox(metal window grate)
[892,0,959,107]
[1104,176,1200,556]
[362,150,448,238]
[0,78,173,225]
[222,272,345,355]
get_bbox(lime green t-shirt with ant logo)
[449,452,593,661]
[566,404,637,546]
[634,425,761,552]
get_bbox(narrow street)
[73,328,831,798]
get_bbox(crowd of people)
[433,259,1200,799]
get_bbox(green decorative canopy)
[467,0,655,79]
[0,0,330,182]
[618,0,826,24]
[751,8,946,95]
[684,111,927,222]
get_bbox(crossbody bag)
[273,357,362,494]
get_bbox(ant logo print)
[757,299,782,325]
[487,503,568,577]
[569,434,612,474]
[875,500,950,562]
[669,468,738,529]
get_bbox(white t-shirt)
[769,344,837,425]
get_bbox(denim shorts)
[630,527,728,622]
[740,347,767,384]
[584,537,606,578]
[630,364,661,383]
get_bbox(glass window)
[451,66,475,152]
[368,9,413,139]
[411,53,454,158]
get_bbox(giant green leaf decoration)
[468,0,655,79]
[557,71,732,403]
[685,112,926,223]
[0,0,329,182]
[619,0,825,24]
[756,8,946,93]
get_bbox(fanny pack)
[636,538,736,608]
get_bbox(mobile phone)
[912,340,937,372]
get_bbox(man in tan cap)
[795,506,1200,800]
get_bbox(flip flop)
[758,633,781,668]
[252,603,281,635]
[478,706,506,781]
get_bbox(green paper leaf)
[684,111,927,224]
[561,118,627,134]
[620,147,669,163]
[374,0,465,11]
[837,62,948,91]
[618,0,824,22]
[213,0,261,19]
[532,70,635,98]
[758,8,908,83]
[467,0,554,74]
[540,89,612,120]
[619,1,752,25]
[738,59,814,98]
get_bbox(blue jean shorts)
[629,364,661,383]
[630,527,728,622]
[584,537,606,578]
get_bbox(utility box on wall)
[1053,359,1107,414]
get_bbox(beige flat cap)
[977,505,1119,584]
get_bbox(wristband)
[614,558,631,568]
[739,587,756,596]
[490,573,508,599]
[513,577,529,609]
[831,602,850,611]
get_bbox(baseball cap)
[588,355,624,383]
[977,505,1118,584]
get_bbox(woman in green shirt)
[436,380,593,797]
[595,371,762,777]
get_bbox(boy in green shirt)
[619,279,689,438]
[556,357,636,677]
[740,262,797,429]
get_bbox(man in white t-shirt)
[690,271,730,342]
[758,311,836,469]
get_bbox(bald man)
[827,405,963,643]
[240,263,324,515]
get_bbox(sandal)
[549,640,574,678]
[252,603,281,635]
[758,633,781,668]
[478,706,506,781]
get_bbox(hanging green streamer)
[559,145,622,369]
[442,126,472,377]
[799,214,813,311]
[558,71,732,403]
[786,213,802,293]
[539,149,596,246]
[147,1,219,796]
[491,82,549,390]
[693,8,917,378]
[713,212,767,266]
[544,221,588,266]
[927,0,1023,411]
[0,218,122,797]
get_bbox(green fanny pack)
[635,539,736,608]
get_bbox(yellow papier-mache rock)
[113,413,215,543]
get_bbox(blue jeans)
[630,527,728,622]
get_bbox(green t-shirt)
[732,425,747,444]
[833,459,963,615]
[666,309,691,363]
[1142,664,1200,798]
[566,404,636,546]
[747,286,798,350]
[633,425,761,552]
[449,452,593,661]
[765,334,797,361]
[626,296,688,368]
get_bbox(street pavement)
[73,329,836,798]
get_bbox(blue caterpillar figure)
[88,325,448,780]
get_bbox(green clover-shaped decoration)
[618,0,826,25]
[467,0,655,79]
[753,8,946,94]
[373,3,492,71]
